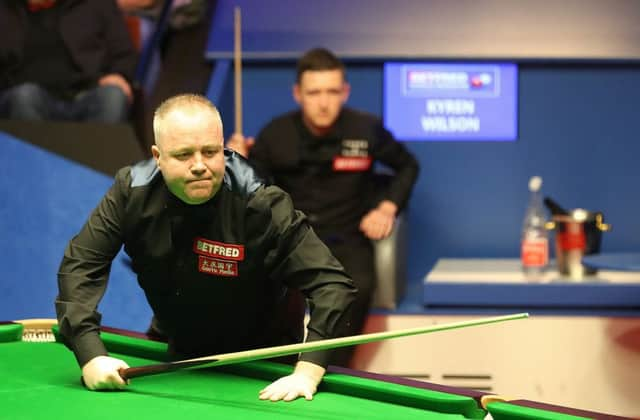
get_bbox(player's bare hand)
[359,200,398,240]
[226,133,255,158]
[99,73,133,103]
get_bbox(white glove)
[81,355,130,391]
[259,361,325,402]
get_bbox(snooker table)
[0,322,626,420]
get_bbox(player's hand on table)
[259,361,325,402]
[226,133,255,158]
[81,355,130,391]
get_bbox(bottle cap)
[528,176,542,192]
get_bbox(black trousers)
[323,235,375,367]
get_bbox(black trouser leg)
[326,239,375,367]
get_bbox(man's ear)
[151,145,160,164]
[292,83,301,105]
[342,82,351,104]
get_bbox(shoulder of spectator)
[341,106,382,123]
[256,110,300,144]
[260,110,299,133]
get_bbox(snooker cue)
[119,312,528,380]
[234,6,243,135]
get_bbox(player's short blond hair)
[153,94,223,145]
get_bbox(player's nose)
[191,153,207,173]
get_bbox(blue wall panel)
[0,133,151,331]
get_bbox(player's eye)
[174,152,191,160]
[202,149,218,157]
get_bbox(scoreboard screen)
[384,62,518,141]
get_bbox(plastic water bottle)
[521,176,549,279]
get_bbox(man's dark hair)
[296,48,346,83]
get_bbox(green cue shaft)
[120,312,528,380]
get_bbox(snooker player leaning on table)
[55,93,357,401]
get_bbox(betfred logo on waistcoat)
[333,156,372,172]
[334,138,371,172]
[193,238,245,261]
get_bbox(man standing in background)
[228,47,420,367]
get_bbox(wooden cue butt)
[234,7,243,135]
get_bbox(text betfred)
[193,238,245,261]
[333,156,372,172]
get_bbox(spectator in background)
[117,0,213,148]
[130,0,212,96]
[0,0,137,123]
[227,47,420,367]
